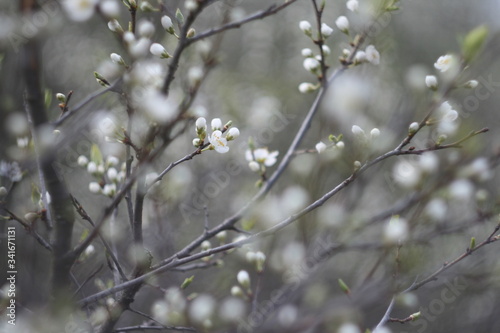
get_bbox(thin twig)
[187,0,300,46]
[52,79,121,127]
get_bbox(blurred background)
[1,0,500,332]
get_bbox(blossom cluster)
[193,117,240,154]
[78,153,125,197]
[298,1,380,93]
[245,147,279,173]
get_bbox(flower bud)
[231,286,244,298]
[320,23,333,38]
[248,161,260,172]
[193,138,202,147]
[425,75,438,90]
[298,82,318,93]
[254,251,266,273]
[150,43,170,59]
[211,118,222,131]
[78,155,89,166]
[110,53,126,66]
[24,212,39,223]
[107,19,123,33]
[137,20,155,38]
[56,93,66,103]
[299,20,312,36]
[301,48,313,57]
[370,128,380,139]
[237,270,251,289]
[315,141,327,153]
[161,15,174,32]
[464,80,478,89]
[226,127,240,141]
[187,28,196,38]
[409,122,419,134]
[139,1,156,12]
[89,182,101,193]
[335,16,349,34]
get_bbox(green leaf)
[80,229,89,242]
[90,144,103,165]
[462,25,488,64]
[31,183,41,207]
[181,275,195,289]
[175,8,184,25]
[242,218,256,231]
[338,278,351,295]
[44,88,52,110]
[469,237,476,250]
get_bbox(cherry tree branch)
[186,0,300,45]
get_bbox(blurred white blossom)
[346,0,359,12]
[63,0,98,21]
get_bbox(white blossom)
[425,198,447,221]
[110,53,125,65]
[231,286,244,297]
[338,323,361,333]
[208,130,229,153]
[418,152,439,173]
[89,182,101,193]
[107,167,118,181]
[365,45,380,65]
[246,148,279,167]
[464,80,478,89]
[298,82,317,93]
[449,179,474,201]
[99,0,120,18]
[354,50,366,63]
[301,48,313,57]
[185,0,198,11]
[299,20,312,34]
[107,19,123,33]
[237,270,251,289]
[103,183,116,196]
[409,122,419,133]
[226,127,240,141]
[322,45,331,55]
[384,217,409,243]
[434,54,454,72]
[320,23,334,38]
[393,160,421,188]
[303,57,320,72]
[248,161,260,172]
[137,20,155,38]
[84,244,95,256]
[150,43,169,58]
[219,298,246,323]
[139,88,177,124]
[63,0,98,22]
[78,155,89,167]
[211,118,222,131]
[370,128,380,139]
[425,75,438,89]
[188,67,203,85]
[196,117,207,131]
[346,0,359,12]
[189,295,215,324]
[106,155,119,166]
[129,37,151,58]
[315,141,327,153]
[87,161,97,174]
[351,125,365,137]
[335,16,349,32]
[161,15,173,30]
